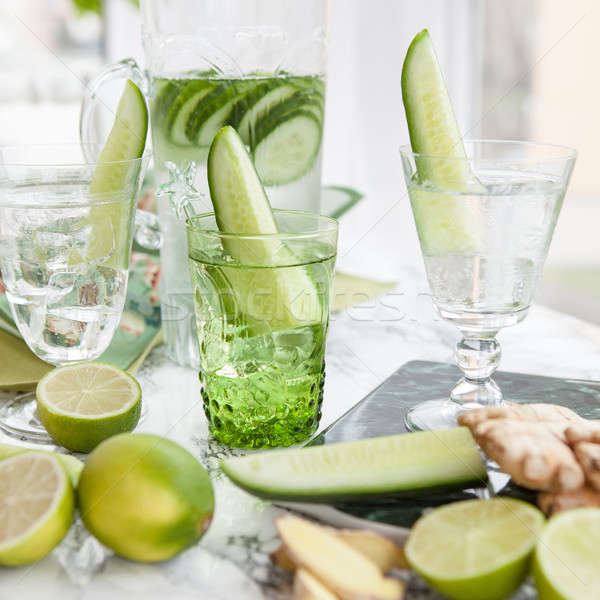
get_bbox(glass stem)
[450,334,503,409]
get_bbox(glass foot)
[405,399,464,431]
[0,392,52,443]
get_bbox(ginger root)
[458,402,600,514]
[538,486,600,516]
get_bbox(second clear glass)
[400,140,577,431]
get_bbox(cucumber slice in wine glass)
[401,29,483,254]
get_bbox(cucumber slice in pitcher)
[221,427,487,501]
[187,81,254,147]
[204,126,322,328]
[166,80,212,146]
[87,80,147,269]
[232,81,299,143]
[253,110,322,186]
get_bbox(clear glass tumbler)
[80,0,329,369]
[400,140,576,431]
[187,210,337,448]
[0,144,150,441]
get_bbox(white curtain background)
[106,0,481,281]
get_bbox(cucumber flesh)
[235,82,299,143]
[221,427,487,502]
[253,111,322,186]
[401,29,472,188]
[186,82,252,147]
[205,126,322,327]
[89,79,147,194]
[166,80,212,146]
[87,80,147,268]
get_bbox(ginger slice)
[271,545,297,572]
[293,569,339,600]
[272,528,408,573]
[538,486,600,516]
[276,515,405,600]
[337,529,408,571]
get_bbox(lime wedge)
[86,79,148,268]
[36,362,141,453]
[534,508,600,600]
[0,453,74,566]
[406,498,545,600]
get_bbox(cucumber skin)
[251,92,323,147]
[252,111,322,186]
[220,426,488,503]
[226,80,284,133]
[207,125,276,235]
[401,28,431,158]
[220,462,487,503]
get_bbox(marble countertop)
[3,267,600,600]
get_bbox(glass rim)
[0,143,152,167]
[398,139,578,163]
[186,209,339,240]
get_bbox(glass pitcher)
[80,0,329,368]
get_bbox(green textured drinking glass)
[187,210,338,448]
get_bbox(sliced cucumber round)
[401,29,471,187]
[165,80,212,146]
[233,81,299,144]
[205,126,322,328]
[221,427,487,501]
[252,110,322,186]
[186,82,253,147]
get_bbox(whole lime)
[78,433,214,562]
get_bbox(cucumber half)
[205,126,322,328]
[221,427,487,502]
[87,79,147,268]
[401,29,471,188]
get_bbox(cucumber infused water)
[188,128,337,448]
[150,73,326,368]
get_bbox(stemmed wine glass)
[400,140,576,431]
[0,144,150,441]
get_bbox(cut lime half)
[406,498,545,600]
[36,362,141,453]
[0,452,74,566]
[534,507,600,600]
